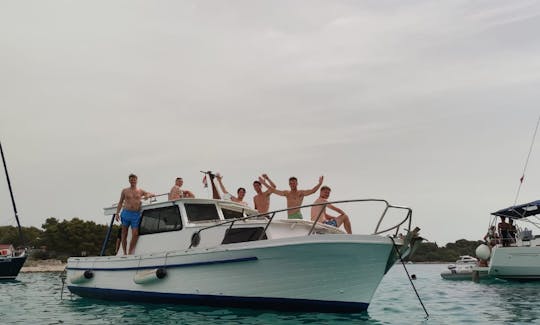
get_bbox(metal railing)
[189,198,413,248]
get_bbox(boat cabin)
[104,197,343,255]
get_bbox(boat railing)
[189,199,412,248]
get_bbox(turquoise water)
[1,264,540,324]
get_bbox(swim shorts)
[288,211,303,219]
[121,209,142,228]
[323,219,338,227]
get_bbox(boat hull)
[489,246,540,280]
[67,235,395,313]
[0,255,27,280]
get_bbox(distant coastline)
[21,259,66,272]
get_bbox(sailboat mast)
[0,142,24,244]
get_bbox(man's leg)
[128,228,139,255]
[121,226,128,255]
[335,214,352,234]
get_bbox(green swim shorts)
[288,211,303,219]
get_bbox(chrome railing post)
[374,204,390,234]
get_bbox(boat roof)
[491,200,540,219]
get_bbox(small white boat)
[66,183,422,313]
[440,256,491,280]
[445,255,478,270]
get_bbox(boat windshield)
[185,203,220,222]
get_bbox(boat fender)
[475,244,491,260]
[70,270,94,284]
[133,268,167,284]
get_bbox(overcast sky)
[2,1,540,245]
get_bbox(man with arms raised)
[253,174,276,214]
[262,175,323,219]
[215,173,248,206]
[168,177,195,200]
[311,186,352,234]
[115,174,155,255]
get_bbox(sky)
[2,0,540,245]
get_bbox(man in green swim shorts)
[261,175,323,219]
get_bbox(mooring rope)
[514,114,540,205]
[390,237,429,319]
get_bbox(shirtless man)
[263,175,323,219]
[168,177,195,200]
[115,174,155,255]
[215,173,248,206]
[253,174,276,214]
[310,186,352,234]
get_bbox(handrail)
[189,198,413,249]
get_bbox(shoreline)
[20,259,66,273]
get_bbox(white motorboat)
[66,183,421,313]
[487,200,540,280]
[440,256,488,280]
[446,255,478,270]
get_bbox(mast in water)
[0,141,24,244]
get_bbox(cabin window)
[222,208,244,220]
[221,227,267,244]
[185,203,220,222]
[140,206,182,235]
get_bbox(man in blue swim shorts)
[115,174,155,255]
[310,186,352,234]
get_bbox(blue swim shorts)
[121,209,142,229]
[323,219,338,227]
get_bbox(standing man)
[262,175,323,219]
[168,177,195,200]
[311,186,352,234]
[215,173,248,206]
[253,174,276,214]
[115,174,155,255]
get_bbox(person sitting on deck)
[310,186,352,234]
[168,177,195,200]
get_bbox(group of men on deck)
[115,173,352,255]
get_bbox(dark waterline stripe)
[66,256,257,271]
[67,286,369,313]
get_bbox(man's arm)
[141,189,155,200]
[115,190,125,221]
[216,175,229,194]
[259,176,287,196]
[301,176,324,196]
[262,174,276,188]
[327,203,346,216]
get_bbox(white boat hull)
[67,235,395,312]
[489,246,540,280]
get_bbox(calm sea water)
[1,264,539,324]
